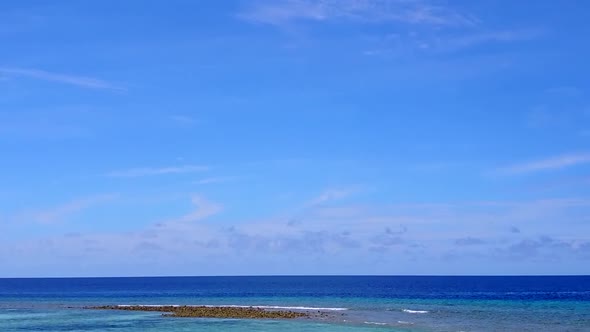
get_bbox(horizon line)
[1,274,589,279]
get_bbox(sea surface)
[0,276,589,331]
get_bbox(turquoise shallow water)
[0,309,387,332]
[1,276,589,331]
[2,299,589,331]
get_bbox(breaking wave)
[364,321,388,325]
[402,309,429,314]
[116,304,348,311]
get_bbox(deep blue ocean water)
[0,276,589,331]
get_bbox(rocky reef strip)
[88,305,315,319]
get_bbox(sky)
[1,0,589,277]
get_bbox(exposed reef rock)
[88,305,313,319]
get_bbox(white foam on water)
[402,309,429,314]
[213,305,348,311]
[397,320,414,325]
[116,304,348,311]
[117,305,182,308]
[364,321,387,325]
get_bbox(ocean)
[0,276,589,331]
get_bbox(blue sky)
[1,0,589,277]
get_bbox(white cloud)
[238,0,476,26]
[106,165,209,177]
[0,67,123,90]
[498,153,590,175]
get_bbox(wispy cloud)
[455,237,486,246]
[238,0,476,27]
[28,194,117,224]
[106,165,209,178]
[0,67,123,90]
[194,176,237,185]
[173,195,223,223]
[433,29,541,52]
[494,236,588,261]
[4,194,590,275]
[308,188,355,206]
[363,28,541,57]
[498,153,590,175]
